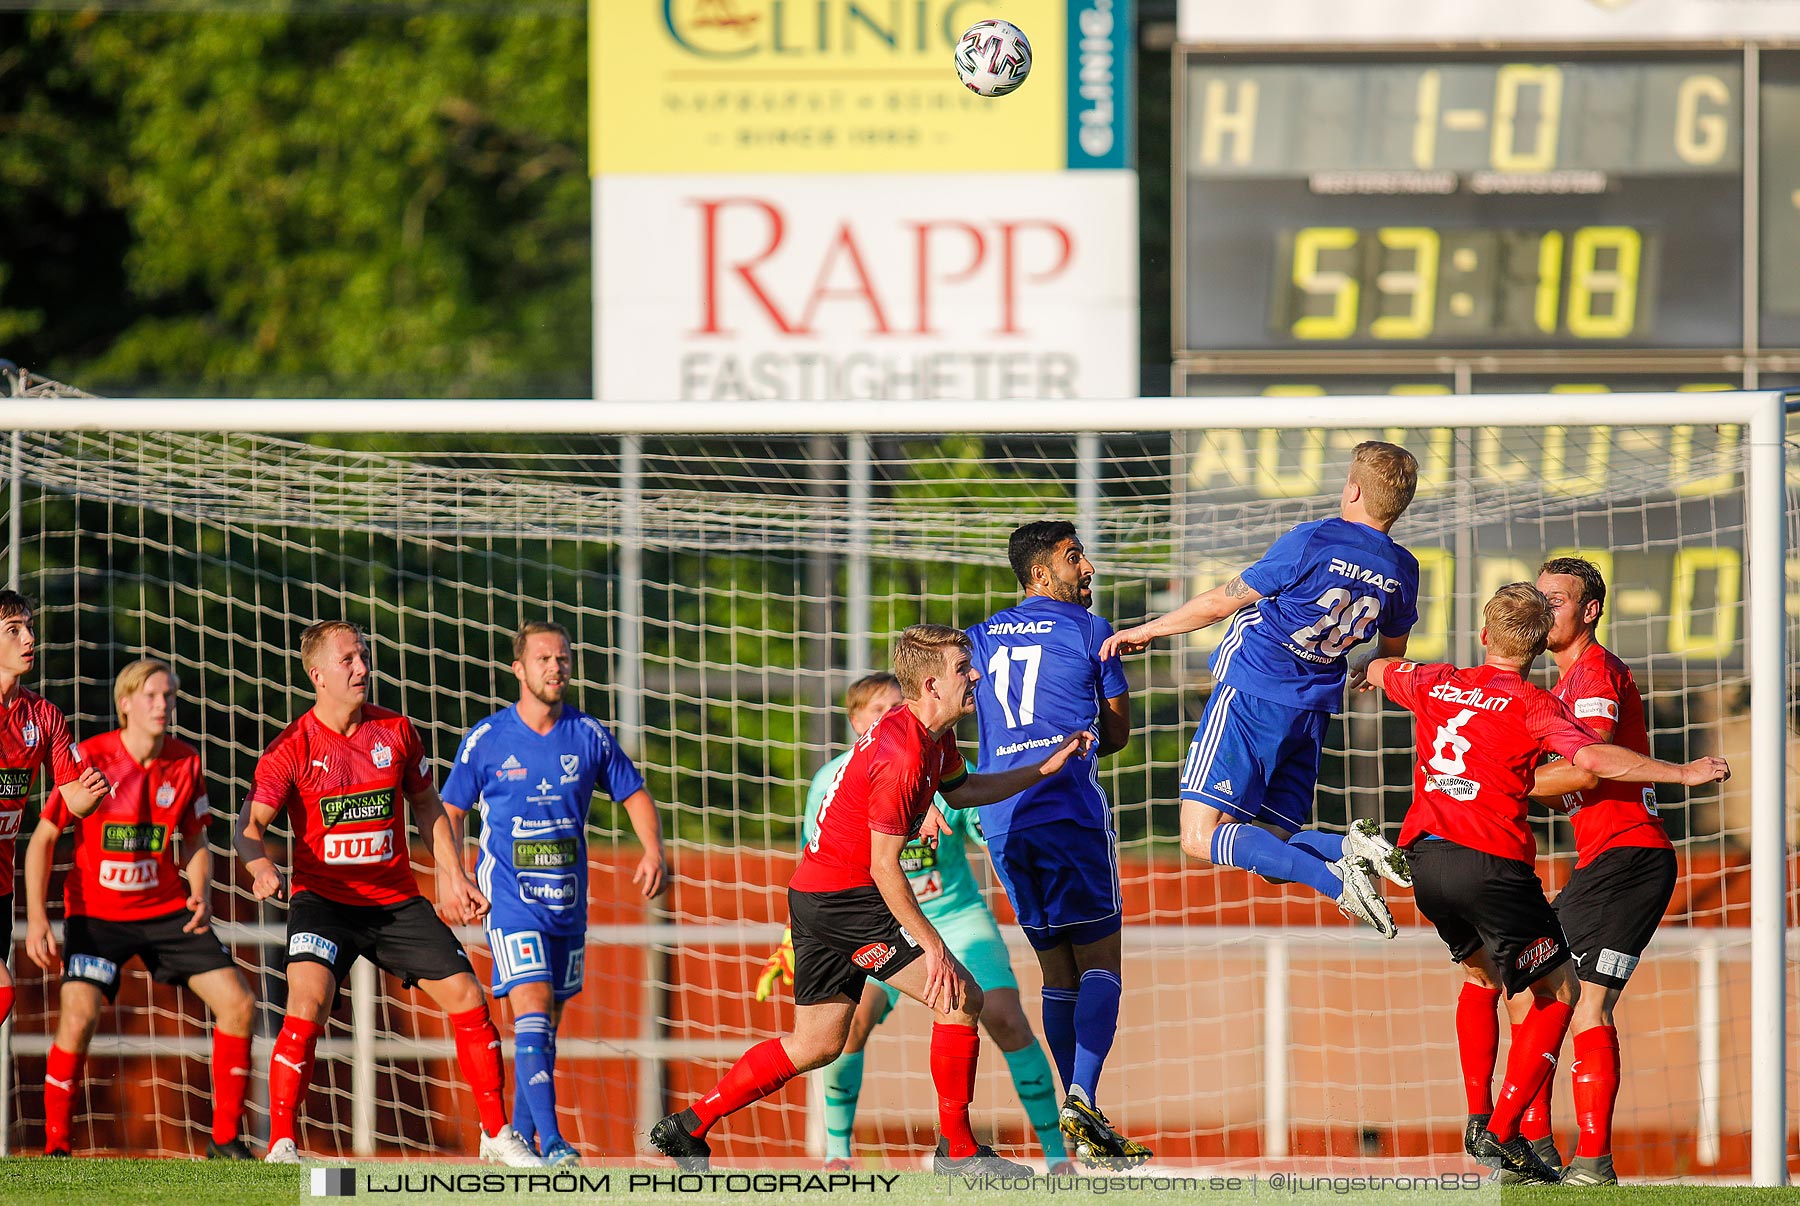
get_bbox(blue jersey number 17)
[986,645,1042,728]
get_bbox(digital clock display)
[1180,51,1744,352]
[1273,225,1651,343]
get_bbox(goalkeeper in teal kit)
[757,672,1069,1171]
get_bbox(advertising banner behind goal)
[590,0,1139,400]
[596,172,1139,400]
[591,0,1131,174]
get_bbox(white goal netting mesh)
[0,379,1791,1179]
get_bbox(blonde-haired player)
[235,620,537,1165]
[1363,584,1727,1184]
[1103,442,1422,935]
[25,659,257,1157]
[653,625,1091,1174]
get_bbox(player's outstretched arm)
[939,731,1095,809]
[1359,657,1402,691]
[1099,573,1263,660]
[234,800,288,902]
[412,786,490,926]
[619,788,668,899]
[23,817,62,969]
[1573,744,1730,787]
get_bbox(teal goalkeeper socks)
[1003,1041,1068,1162]
[821,1049,864,1160]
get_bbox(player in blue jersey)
[960,521,1148,1170]
[757,672,1071,1172]
[1101,441,1421,938]
[442,621,668,1166]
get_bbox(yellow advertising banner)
[592,0,1069,173]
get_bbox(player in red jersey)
[0,590,111,1037]
[1364,584,1727,1186]
[1460,557,1679,1186]
[23,659,258,1158]
[233,620,538,1166]
[650,624,1093,1175]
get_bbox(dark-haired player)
[0,590,110,1041]
[962,521,1145,1168]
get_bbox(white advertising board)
[596,173,1139,402]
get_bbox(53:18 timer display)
[1275,224,1648,342]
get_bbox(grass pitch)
[0,1159,1794,1205]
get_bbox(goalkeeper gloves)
[754,927,795,1002]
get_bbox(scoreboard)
[1175,45,1800,373]
[1170,42,1793,674]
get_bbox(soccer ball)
[955,19,1032,98]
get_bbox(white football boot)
[480,1124,546,1167]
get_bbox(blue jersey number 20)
[1289,589,1381,658]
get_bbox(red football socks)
[691,1038,799,1137]
[212,1029,254,1144]
[1488,997,1573,1142]
[1455,983,1501,1113]
[43,1043,85,1154]
[268,1016,324,1146]
[0,982,12,1030]
[449,1006,509,1137]
[1571,1025,1621,1158]
[1513,1021,1555,1141]
[931,1021,981,1159]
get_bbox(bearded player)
[1364,583,1728,1185]
[234,620,538,1166]
[0,590,110,1040]
[1458,558,1677,1186]
[962,522,1146,1168]
[24,659,257,1158]
[1102,442,1421,939]
[441,620,667,1166]
[651,624,1091,1175]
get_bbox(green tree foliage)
[1,8,590,397]
[0,13,134,362]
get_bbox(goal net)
[0,378,1788,1181]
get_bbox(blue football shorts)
[487,924,586,1002]
[987,818,1122,950]
[1178,684,1330,834]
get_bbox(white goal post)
[0,391,1786,1184]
